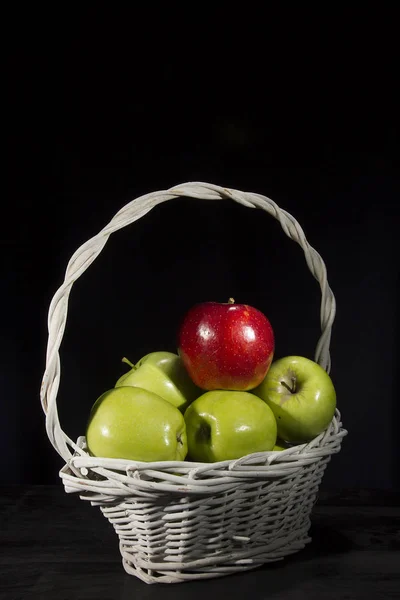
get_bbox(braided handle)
[40,182,336,462]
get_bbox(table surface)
[0,486,399,600]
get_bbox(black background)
[4,8,399,491]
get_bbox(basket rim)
[66,409,345,471]
[59,410,347,500]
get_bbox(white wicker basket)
[40,182,347,584]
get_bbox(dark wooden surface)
[1,486,399,600]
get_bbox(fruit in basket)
[253,356,336,443]
[273,443,285,451]
[273,440,291,451]
[115,351,200,413]
[184,390,277,462]
[86,386,187,461]
[178,299,275,391]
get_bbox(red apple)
[178,299,275,391]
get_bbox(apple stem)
[281,378,297,394]
[228,297,235,304]
[121,357,135,369]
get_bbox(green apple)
[86,386,187,461]
[273,440,290,451]
[115,351,200,413]
[253,356,336,444]
[184,390,277,462]
[136,351,201,401]
[272,439,301,451]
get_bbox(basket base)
[119,533,312,584]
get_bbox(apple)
[272,440,301,451]
[184,390,277,462]
[253,356,336,443]
[86,386,187,461]
[115,351,200,412]
[178,299,275,391]
[136,351,201,402]
[273,441,291,451]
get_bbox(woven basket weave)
[41,182,347,584]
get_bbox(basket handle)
[40,182,336,462]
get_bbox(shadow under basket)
[41,182,348,584]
